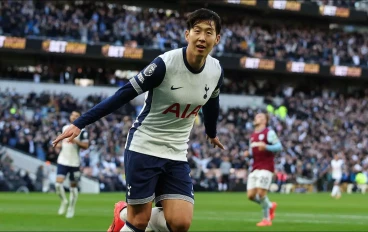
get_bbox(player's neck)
[255,125,266,132]
[186,48,206,71]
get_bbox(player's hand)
[207,136,225,150]
[258,142,267,151]
[52,124,81,147]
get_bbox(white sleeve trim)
[130,77,143,95]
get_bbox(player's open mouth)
[196,45,206,51]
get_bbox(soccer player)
[52,8,224,232]
[55,110,89,218]
[244,113,282,227]
[330,154,344,199]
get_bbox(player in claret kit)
[53,8,225,232]
[244,113,283,227]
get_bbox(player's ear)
[185,30,190,42]
[215,34,221,45]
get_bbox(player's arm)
[72,57,166,130]
[202,68,223,139]
[202,68,224,149]
[55,130,63,149]
[265,130,283,152]
[243,139,253,157]
[52,58,166,146]
[73,130,89,150]
[56,142,62,149]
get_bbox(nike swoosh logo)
[171,86,183,90]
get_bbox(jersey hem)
[56,162,80,168]
[128,147,188,162]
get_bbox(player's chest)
[251,132,268,143]
[156,72,218,106]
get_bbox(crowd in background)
[0,145,44,192]
[1,80,368,192]
[1,1,368,66]
[1,0,368,193]
[0,63,288,97]
[302,0,363,8]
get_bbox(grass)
[0,192,367,231]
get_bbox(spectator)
[0,1,367,66]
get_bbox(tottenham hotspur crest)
[127,184,132,196]
[203,84,210,99]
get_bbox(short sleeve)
[80,130,89,142]
[267,130,280,144]
[211,67,224,98]
[129,57,166,94]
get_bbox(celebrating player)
[330,153,344,199]
[55,110,89,218]
[52,8,224,232]
[244,113,282,226]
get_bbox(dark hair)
[186,8,222,35]
[72,110,82,116]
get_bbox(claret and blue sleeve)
[73,57,166,129]
[265,130,283,152]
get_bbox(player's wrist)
[72,122,83,130]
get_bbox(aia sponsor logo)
[163,103,202,118]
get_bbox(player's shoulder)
[266,128,280,141]
[158,48,182,65]
[266,127,277,134]
[206,53,222,72]
[80,128,88,136]
[62,124,70,131]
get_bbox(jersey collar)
[254,127,267,134]
[182,47,206,74]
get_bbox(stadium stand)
[1,83,368,192]
[302,0,364,9]
[0,1,367,66]
[1,0,368,194]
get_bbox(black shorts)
[57,164,81,182]
[332,178,342,185]
[124,149,194,206]
[222,174,229,183]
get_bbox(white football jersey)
[331,159,344,179]
[57,124,89,167]
[127,47,223,161]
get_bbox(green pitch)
[0,192,367,231]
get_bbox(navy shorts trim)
[57,164,81,182]
[124,149,194,206]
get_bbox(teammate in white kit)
[330,154,344,199]
[53,8,224,232]
[55,111,89,218]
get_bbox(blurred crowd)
[304,0,363,9]
[1,81,368,192]
[1,1,368,67]
[0,145,45,192]
[1,63,284,97]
